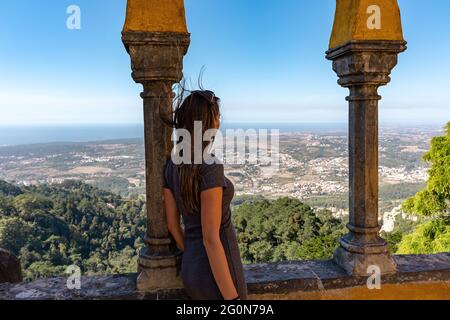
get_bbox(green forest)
[388,123,450,254]
[0,179,346,279]
[0,180,146,280]
[0,123,449,280]
[233,198,346,263]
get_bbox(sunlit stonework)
[329,0,404,48]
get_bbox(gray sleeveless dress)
[163,157,248,300]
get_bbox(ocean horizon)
[0,122,442,146]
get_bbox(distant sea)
[0,123,350,146]
[0,124,145,146]
[0,122,440,146]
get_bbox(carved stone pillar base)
[136,247,183,292]
[333,223,397,275]
[333,247,397,276]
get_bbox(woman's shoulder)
[165,154,224,175]
[200,155,224,174]
[199,155,227,192]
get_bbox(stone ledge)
[0,253,449,300]
[246,252,450,295]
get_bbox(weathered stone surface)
[326,40,407,276]
[122,30,190,291]
[1,253,448,300]
[0,249,22,284]
[136,246,183,292]
[122,32,190,85]
[246,253,450,295]
[333,247,397,276]
[1,274,139,300]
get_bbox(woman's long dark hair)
[162,84,221,214]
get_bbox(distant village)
[0,127,435,226]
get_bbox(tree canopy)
[0,180,347,279]
[0,180,146,280]
[403,122,450,216]
[232,197,346,263]
[398,122,450,254]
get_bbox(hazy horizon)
[0,122,445,147]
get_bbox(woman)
[162,90,248,300]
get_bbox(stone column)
[122,0,190,291]
[327,41,406,275]
[326,0,407,276]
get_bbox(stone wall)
[0,253,449,300]
[0,249,22,284]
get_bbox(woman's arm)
[163,188,185,252]
[201,187,239,300]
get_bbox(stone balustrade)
[1,253,449,300]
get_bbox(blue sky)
[0,0,449,126]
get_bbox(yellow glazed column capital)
[123,0,188,33]
[329,0,404,49]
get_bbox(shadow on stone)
[0,248,23,284]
